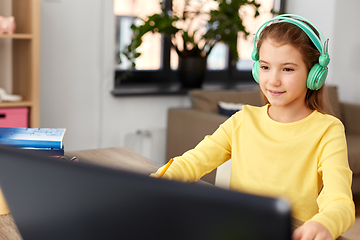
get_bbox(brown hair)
[257,21,333,115]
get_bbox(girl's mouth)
[268,90,285,97]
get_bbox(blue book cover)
[0,128,66,149]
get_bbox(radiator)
[120,128,166,166]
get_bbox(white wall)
[40,0,103,151]
[40,0,360,162]
[40,0,191,165]
[286,0,360,103]
[331,0,360,103]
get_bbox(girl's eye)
[261,66,269,70]
[284,67,294,72]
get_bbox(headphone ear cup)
[307,64,328,90]
[252,61,260,83]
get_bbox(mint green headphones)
[251,14,330,90]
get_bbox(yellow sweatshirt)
[152,104,355,239]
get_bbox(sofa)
[166,85,360,194]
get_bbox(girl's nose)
[268,72,281,86]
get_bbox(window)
[113,0,286,95]
[115,0,162,71]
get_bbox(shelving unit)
[0,0,40,127]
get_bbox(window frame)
[112,0,286,96]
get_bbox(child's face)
[258,39,309,110]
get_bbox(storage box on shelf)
[0,107,28,128]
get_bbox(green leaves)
[207,0,262,61]
[121,0,267,68]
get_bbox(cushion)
[326,85,342,120]
[346,134,360,175]
[218,101,244,117]
[189,88,263,113]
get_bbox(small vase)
[177,56,207,89]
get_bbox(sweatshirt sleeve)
[308,120,355,239]
[150,112,239,182]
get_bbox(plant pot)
[177,56,207,89]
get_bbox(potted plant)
[121,0,263,88]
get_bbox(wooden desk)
[65,146,159,175]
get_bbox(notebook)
[0,145,291,240]
[0,128,65,149]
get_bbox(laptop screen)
[0,146,291,240]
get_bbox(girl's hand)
[293,221,333,240]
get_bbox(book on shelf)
[0,128,65,151]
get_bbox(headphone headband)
[252,14,328,59]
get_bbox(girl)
[151,14,355,240]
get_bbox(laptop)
[0,145,292,240]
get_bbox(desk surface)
[65,146,160,175]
